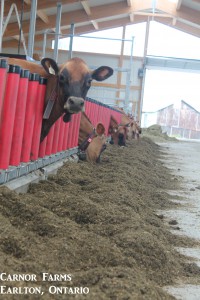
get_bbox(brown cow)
[6,57,113,141]
[78,112,107,163]
[108,113,130,147]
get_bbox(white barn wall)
[3,43,143,111]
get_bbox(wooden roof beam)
[127,0,134,6]
[129,13,134,22]
[36,10,49,24]
[156,0,177,15]
[3,1,200,38]
[176,0,183,10]
[4,0,79,14]
[91,20,99,30]
[156,0,200,27]
[81,1,91,16]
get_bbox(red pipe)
[87,99,93,123]
[91,100,98,126]
[0,65,21,169]
[21,73,40,163]
[9,69,30,166]
[93,101,99,126]
[45,124,55,156]
[38,137,47,158]
[30,77,47,160]
[51,117,61,154]
[0,59,8,116]
[62,122,70,150]
[84,100,90,116]
[57,117,65,152]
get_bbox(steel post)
[0,0,4,52]
[27,0,37,58]
[53,2,62,62]
[69,23,75,59]
[42,30,47,58]
[124,36,134,113]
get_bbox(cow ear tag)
[49,65,56,75]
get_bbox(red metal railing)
[0,62,122,173]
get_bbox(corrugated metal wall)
[157,101,200,139]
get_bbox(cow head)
[109,115,130,147]
[41,57,113,123]
[128,120,141,140]
[79,112,107,163]
[86,123,107,163]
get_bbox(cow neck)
[109,116,118,133]
[43,76,59,119]
[79,129,96,151]
[79,113,97,151]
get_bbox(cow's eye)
[86,78,92,87]
[59,74,68,85]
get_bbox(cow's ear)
[96,123,105,135]
[92,66,113,81]
[41,58,59,75]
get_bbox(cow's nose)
[68,97,74,105]
[79,100,84,107]
[68,97,84,107]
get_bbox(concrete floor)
[159,140,200,299]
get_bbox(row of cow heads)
[108,113,141,147]
[79,111,142,164]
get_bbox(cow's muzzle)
[64,96,85,113]
[118,133,126,146]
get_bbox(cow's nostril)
[69,98,74,105]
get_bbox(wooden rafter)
[127,0,134,6]
[176,0,183,10]
[91,20,99,30]
[4,0,79,14]
[36,10,49,24]
[2,0,200,49]
[81,1,91,16]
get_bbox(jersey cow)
[128,119,142,140]
[78,112,107,163]
[108,113,130,147]
[6,57,113,141]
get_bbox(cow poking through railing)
[0,58,123,184]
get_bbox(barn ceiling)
[1,0,200,50]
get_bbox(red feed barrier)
[30,77,47,160]
[0,61,123,177]
[0,59,7,116]
[57,118,65,152]
[38,137,47,158]
[0,65,21,169]
[21,73,40,163]
[51,117,62,154]
[9,69,30,166]
[62,122,70,150]
[45,124,55,156]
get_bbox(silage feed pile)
[0,137,200,299]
